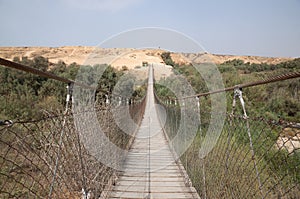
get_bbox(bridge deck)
[108,66,199,199]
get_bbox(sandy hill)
[171,53,293,65]
[0,46,293,67]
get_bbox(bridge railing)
[155,78,299,199]
[0,57,147,199]
[0,99,146,199]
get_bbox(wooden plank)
[108,65,199,199]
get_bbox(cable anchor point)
[231,86,248,119]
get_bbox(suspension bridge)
[0,58,299,199]
[107,65,199,198]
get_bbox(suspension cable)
[0,57,132,100]
[0,57,95,90]
[180,71,300,99]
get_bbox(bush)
[161,52,175,66]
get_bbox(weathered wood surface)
[109,65,199,199]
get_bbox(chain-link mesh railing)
[155,86,299,199]
[0,99,146,199]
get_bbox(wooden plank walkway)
[109,65,199,199]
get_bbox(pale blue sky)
[0,0,299,57]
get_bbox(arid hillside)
[170,52,294,65]
[0,46,293,68]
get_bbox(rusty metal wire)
[0,58,94,90]
[0,99,146,199]
[153,72,300,101]
[1,57,299,198]
[155,82,300,199]
[181,71,300,99]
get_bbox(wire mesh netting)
[155,95,300,199]
[0,100,146,199]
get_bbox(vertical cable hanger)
[230,86,263,198]
[231,87,248,119]
[48,83,74,198]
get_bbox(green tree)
[161,52,175,66]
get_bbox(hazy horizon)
[1,0,299,58]
[1,45,298,58]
